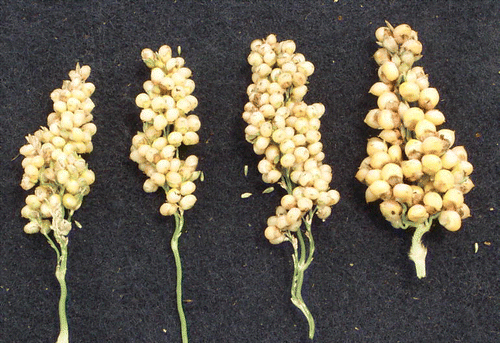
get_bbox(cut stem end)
[409,242,427,279]
[408,222,432,279]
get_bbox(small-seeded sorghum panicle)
[243,34,339,245]
[20,64,96,236]
[130,45,201,216]
[243,34,339,339]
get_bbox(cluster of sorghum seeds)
[356,23,474,234]
[130,45,201,215]
[20,64,96,235]
[243,34,340,244]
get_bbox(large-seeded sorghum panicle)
[356,22,474,278]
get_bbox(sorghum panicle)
[20,64,96,236]
[130,46,200,343]
[357,22,474,277]
[130,45,201,215]
[243,34,339,339]
[243,34,340,245]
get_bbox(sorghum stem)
[282,171,316,339]
[290,219,316,340]
[55,241,69,343]
[172,212,188,343]
[409,220,432,279]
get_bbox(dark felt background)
[1,1,499,342]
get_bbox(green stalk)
[281,170,317,339]
[44,232,69,343]
[172,212,188,343]
[55,241,69,343]
[290,225,315,339]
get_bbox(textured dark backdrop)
[1,1,499,342]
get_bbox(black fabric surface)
[1,1,499,342]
